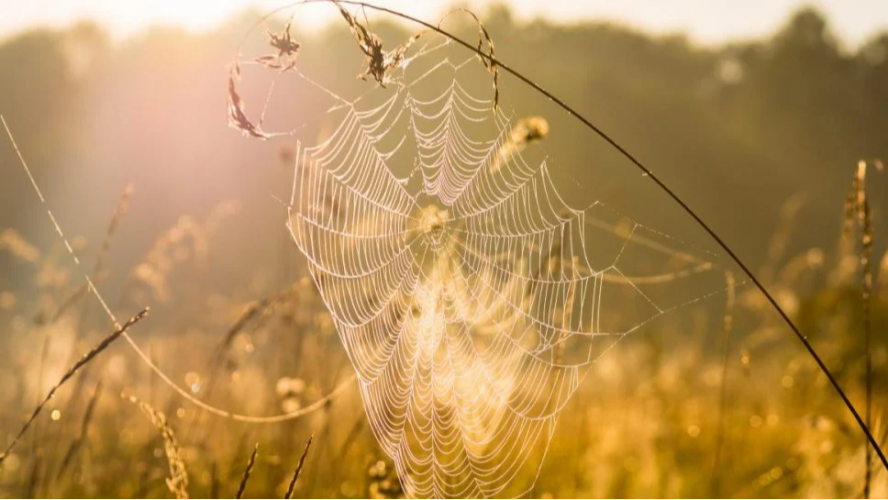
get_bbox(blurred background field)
[0,1,887,498]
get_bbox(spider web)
[257,28,728,499]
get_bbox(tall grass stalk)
[851,160,880,497]
[285,435,313,499]
[711,271,735,496]
[235,443,259,499]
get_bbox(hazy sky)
[2,0,886,48]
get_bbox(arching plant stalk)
[245,0,888,471]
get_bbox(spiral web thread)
[284,37,724,498]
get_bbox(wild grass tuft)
[126,393,190,499]
[0,308,149,466]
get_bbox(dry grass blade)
[854,162,874,300]
[48,285,90,325]
[852,160,877,498]
[760,194,805,285]
[336,2,383,82]
[228,61,270,139]
[284,435,313,499]
[0,307,149,465]
[126,393,189,499]
[25,455,43,498]
[0,228,40,263]
[218,299,270,353]
[236,443,259,499]
[880,251,888,289]
[839,180,858,268]
[50,184,134,323]
[95,183,134,278]
[210,462,219,499]
[56,378,104,479]
[711,271,735,496]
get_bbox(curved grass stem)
[248,0,888,471]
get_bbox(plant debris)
[510,116,549,144]
[227,61,269,139]
[255,21,301,72]
[491,116,549,172]
[336,2,422,87]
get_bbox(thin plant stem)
[711,272,735,497]
[853,161,876,498]
[285,435,313,499]
[235,443,259,499]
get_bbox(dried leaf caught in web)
[335,2,422,87]
[387,31,423,72]
[268,21,300,57]
[227,61,269,139]
[255,21,301,72]
[254,55,281,69]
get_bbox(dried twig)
[0,308,149,465]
